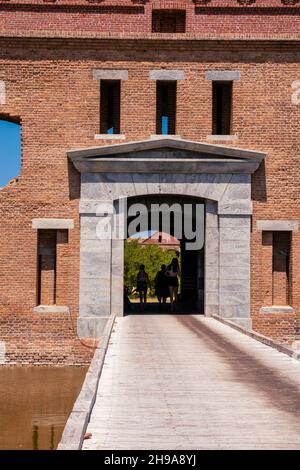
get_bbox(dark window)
[212,81,233,135]
[100,80,121,134]
[37,230,57,306]
[272,231,291,305]
[37,229,69,306]
[156,81,177,135]
[152,10,186,33]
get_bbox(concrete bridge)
[59,315,300,450]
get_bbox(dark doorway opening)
[123,195,205,315]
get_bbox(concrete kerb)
[212,315,300,361]
[57,315,116,450]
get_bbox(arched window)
[0,118,21,188]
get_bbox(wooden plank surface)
[83,315,300,450]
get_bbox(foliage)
[124,239,177,295]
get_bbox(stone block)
[205,70,240,81]
[219,215,251,229]
[92,69,128,80]
[205,291,219,306]
[218,201,252,215]
[0,81,5,105]
[0,341,6,364]
[260,306,295,314]
[79,303,111,317]
[77,317,110,339]
[32,218,74,229]
[207,135,238,142]
[219,264,250,279]
[219,226,250,241]
[149,70,184,81]
[80,248,111,278]
[80,215,107,240]
[33,305,69,313]
[220,279,249,292]
[219,238,250,254]
[219,290,250,306]
[205,305,219,316]
[219,305,250,318]
[256,220,298,232]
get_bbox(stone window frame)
[257,220,298,314]
[206,70,240,142]
[32,218,74,314]
[149,70,184,138]
[93,69,128,140]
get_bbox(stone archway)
[68,137,267,337]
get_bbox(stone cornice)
[0,1,298,7]
[68,138,267,174]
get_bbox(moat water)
[0,366,87,450]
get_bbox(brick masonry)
[0,0,300,363]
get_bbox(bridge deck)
[83,315,300,450]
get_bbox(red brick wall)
[0,6,300,362]
[0,1,300,38]
[0,313,96,365]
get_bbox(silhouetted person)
[166,258,180,312]
[155,264,169,306]
[136,264,149,309]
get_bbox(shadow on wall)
[251,160,267,203]
[67,158,81,200]
[0,117,21,189]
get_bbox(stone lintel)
[149,70,184,81]
[256,220,298,232]
[205,71,240,81]
[32,218,74,229]
[92,69,128,80]
[207,135,239,142]
[150,134,182,139]
[94,134,126,140]
[0,341,5,365]
[0,80,5,105]
[33,305,69,313]
[260,306,295,314]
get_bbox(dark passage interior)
[124,195,205,315]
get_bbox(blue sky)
[0,120,21,187]
[130,230,155,239]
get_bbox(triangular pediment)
[68,137,267,175]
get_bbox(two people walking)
[136,258,180,311]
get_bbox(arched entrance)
[68,137,267,337]
[124,194,205,315]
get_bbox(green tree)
[124,239,177,295]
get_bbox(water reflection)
[0,366,87,450]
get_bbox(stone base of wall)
[0,314,95,366]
